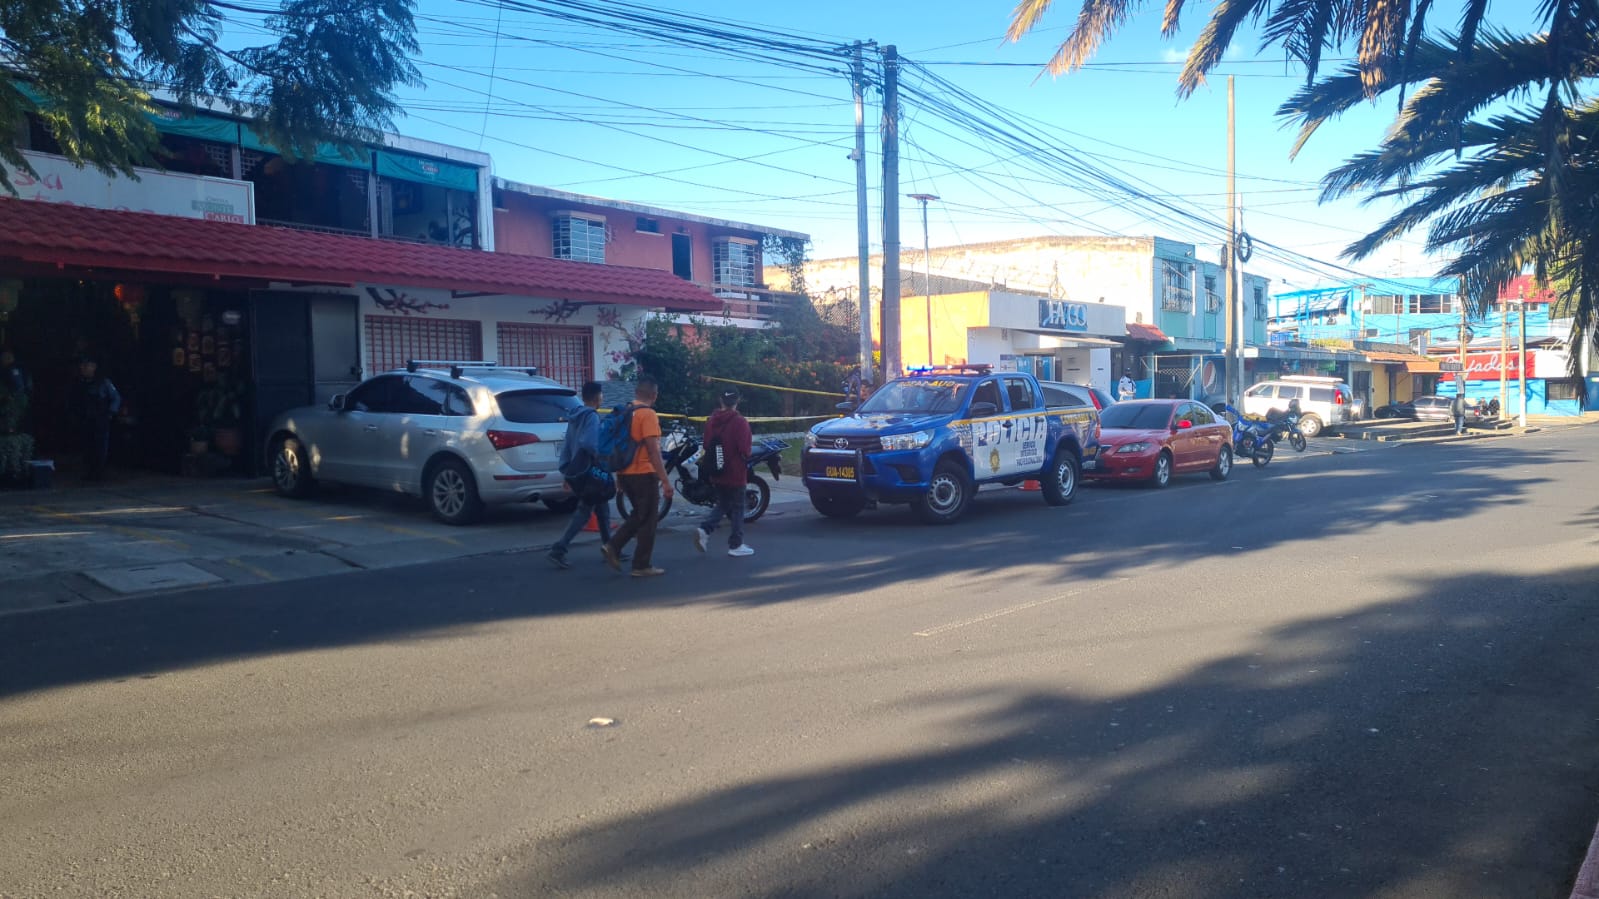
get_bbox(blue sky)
[237,0,1526,290]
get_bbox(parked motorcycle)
[1214,403,1276,468]
[616,424,789,523]
[1265,399,1307,452]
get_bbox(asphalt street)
[2,430,1597,898]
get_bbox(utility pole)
[1499,294,1509,415]
[1224,76,1238,405]
[849,42,874,388]
[1457,291,1470,434]
[908,193,938,366]
[880,45,902,383]
[1518,299,1528,427]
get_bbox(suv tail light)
[1334,391,1346,405]
[487,429,540,450]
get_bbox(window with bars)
[497,323,593,389]
[1253,285,1268,319]
[553,214,606,264]
[1160,261,1193,312]
[1204,274,1220,313]
[364,316,483,374]
[713,238,759,287]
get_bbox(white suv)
[265,362,581,524]
[1240,376,1355,437]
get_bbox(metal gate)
[496,323,593,388]
[364,315,482,374]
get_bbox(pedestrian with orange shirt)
[602,376,674,578]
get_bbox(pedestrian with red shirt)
[693,389,755,557]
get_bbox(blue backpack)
[597,403,639,473]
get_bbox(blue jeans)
[698,484,746,549]
[551,495,613,556]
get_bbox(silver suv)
[1240,375,1355,437]
[265,362,581,524]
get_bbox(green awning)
[146,107,239,144]
[375,150,479,192]
[241,125,372,170]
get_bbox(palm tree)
[1007,0,1599,353]
[1005,0,1489,97]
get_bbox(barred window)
[364,316,483,374]
[497,323,593,389]
[713,238,758,287]
[553,214,606,264]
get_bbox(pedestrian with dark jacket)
[547,381,618,569]
[69,357,120,481]
[693,389,755,557]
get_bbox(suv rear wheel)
[912,459,973,525]
[1298,413,1323,438]
[427,458,484,525]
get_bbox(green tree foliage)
[0,0,421,192]
[633,299,858,426]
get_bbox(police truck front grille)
[828,436,881,451]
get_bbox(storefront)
[896,289,1127,390]
[0,198,720,483]
[1431,344,1592,416]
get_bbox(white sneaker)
[728,545,754,557]
[693,527,708,553]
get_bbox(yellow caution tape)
[703,375,846,399]
[659,413,837,424]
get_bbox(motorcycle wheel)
[1289,431,1306,453]
[1252,439,1275,468]
[615,478,674,522]
[742,475,772,523]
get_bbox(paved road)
[2,432,1597,898]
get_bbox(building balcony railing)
[711,284,801,321]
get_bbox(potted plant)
[196,377,247,456]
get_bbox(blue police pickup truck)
[802,365,1100,524]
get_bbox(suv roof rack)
[405,359,541,380]
[906,363,992,377]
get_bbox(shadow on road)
[483,564,1599,898]
[0,439,1575,703]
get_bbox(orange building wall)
[492,191,767,286]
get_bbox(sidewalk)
[0,473,814,615]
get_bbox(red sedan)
[1084,399,1233,487]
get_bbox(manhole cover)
[85,562,224,594]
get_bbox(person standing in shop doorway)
[1118,374,1137,401]
[602,377,673,578]
[70,357,120,481]
[693,388,754,558]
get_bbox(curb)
[1572,820,1599,899]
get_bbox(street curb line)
[1572,819,1599,899]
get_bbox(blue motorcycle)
[1214,403,1276,468]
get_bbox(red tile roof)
[0,198,722,311]
[1125,322,1169,343]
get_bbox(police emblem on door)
[989,448,1001,473]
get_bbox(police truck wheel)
[912,460,972,525]
[810,492,865,519]
[741,475,772,523]
[1041,451,1079,506]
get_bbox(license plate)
[822,465,855,479]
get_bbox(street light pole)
[908,193,938,367]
